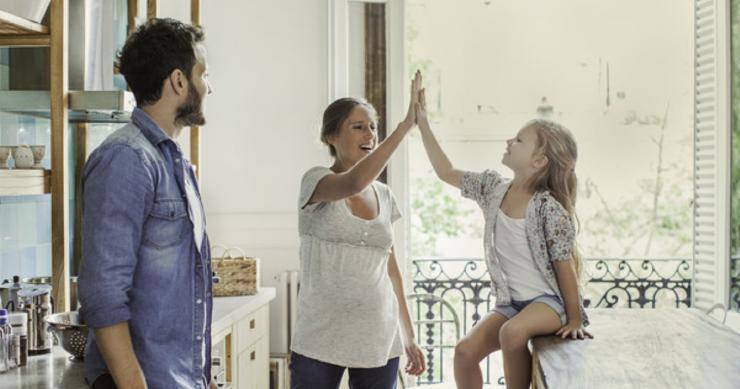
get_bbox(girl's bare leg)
[454,312,508,389]
[499,303,562,389]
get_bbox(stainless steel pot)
[18,285,53,355]
[20,276,80,311]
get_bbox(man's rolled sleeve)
[78,144,155,329]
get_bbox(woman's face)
[329,105,378,167]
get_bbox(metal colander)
[45,311,88,360]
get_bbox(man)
[78,18,214,389]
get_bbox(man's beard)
[175,83,206,127]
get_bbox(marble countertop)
[4,287,276,388]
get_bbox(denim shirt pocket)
[143,199,189,249]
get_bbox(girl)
[414,76,592,389]
[290,72,426,389]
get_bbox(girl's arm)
[415,82,465,189]
[553,260,593,339]
[387,247,426,376]
[310,72,421,204]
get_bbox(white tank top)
[494,210,556,300]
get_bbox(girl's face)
[329,105,378,167]
[502,125,541,172]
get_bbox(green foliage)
[580,151,692,258]
[731,0,740,255]
[730,0,740,311]
[410,176,473,256]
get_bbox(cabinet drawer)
[237,336,269,389]
[237,305,267,353]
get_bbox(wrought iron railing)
[410,257,692,385]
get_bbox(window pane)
[730,0,740,313]
[406,0,693,260]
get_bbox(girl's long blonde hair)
[525,119,583,281]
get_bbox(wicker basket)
[211,245,259,297]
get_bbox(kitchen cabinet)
[212,288,275,389]
[238,335,270,389]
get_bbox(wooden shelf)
[0,9,49,34]
[0,169,51,196]
[0,9,50,46]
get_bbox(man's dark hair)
[117,18,205,106]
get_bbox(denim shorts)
[494,293,567,325]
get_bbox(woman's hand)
[400,70,421,131]
[556,321,594,340]
[403,340,426,376]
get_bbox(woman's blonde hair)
[524,119,583,280]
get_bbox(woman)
[289,72,425,389]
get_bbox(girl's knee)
[499,322,529,351]
[454,339,480,363]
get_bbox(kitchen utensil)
[45,311,88,360]
[17,285,52,355]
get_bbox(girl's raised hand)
[415,85,429,129]
[556,322,594,340]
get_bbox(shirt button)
[363,231,368,236]
[360,240,366,246]
[175,158,180,163]
[196,335,202,341]
[196,299,203,304]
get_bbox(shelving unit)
[1,0,204,314]
[0,0,69,312]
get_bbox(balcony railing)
[410,257,692,385]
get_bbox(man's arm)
[78,144,155,388]
[95,323,147,389]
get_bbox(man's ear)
[167,69,188,96]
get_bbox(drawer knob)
[250,351,256,360]
[250,319,256,329]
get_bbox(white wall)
[198,0,330,283]
[156,0,330,288]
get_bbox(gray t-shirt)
[291,166,404,367]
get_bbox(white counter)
[212,287,276,336]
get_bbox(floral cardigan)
[461,170,589,326]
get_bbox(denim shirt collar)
[132,107,171,146]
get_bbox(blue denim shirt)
[79,108,213,388]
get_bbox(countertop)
[212,287,276,335]
[1,287,276,388]
[0,347,87,389]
